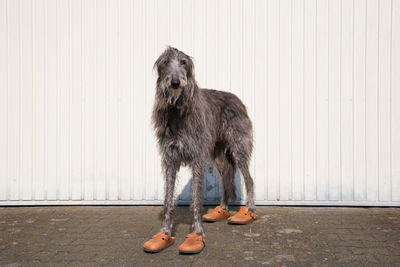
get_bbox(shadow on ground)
[157,166,243,236]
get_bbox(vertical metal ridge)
[241,0,243,101]
[339,0,342,201]
[389,0,393,202]
[18,0,22,201]
[352,0,356,201]
[55,0,59,200]
[5,0,9,201]
[142,0,146,201]
[154,0,158,201]
[204,0,208,200]
[31,0,35,201]
[216,0,220,201]
[302,0,306,201]
[364,0,368,201]
[327,0,330,201]
[290,0,293,200]
[277,0,281,201]
[377,0,380,200]
[117,0,121,200]
[130,0,134,200]
[265,0,269,201]
[105,0,109,201]
[252,0,256,200]
[229,0,231,91]
[80,0,84,201]
[93,0,97,200]
[43,0,47,201]
[315,0,318,201]
[68,0,71,201]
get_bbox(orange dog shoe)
[178,233,205,254]
[227,207,258,225]
[202,205,231,222]
[143,232,175,253]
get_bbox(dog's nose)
[171,78,180,89]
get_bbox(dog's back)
[199,88,253,157]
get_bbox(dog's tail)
[221,157,236,202]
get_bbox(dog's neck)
[166,105,184,136]
[171,93,185,110]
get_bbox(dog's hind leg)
[228,141,256,212]
[201,142,234,223]
[222,127,257,224]
[225,157,258,225]
[237,161,255,212]
[214,148,236,210]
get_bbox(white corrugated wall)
[0,0,399,206]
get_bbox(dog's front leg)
[160,160,179,235]
[190,161,205,237]
[177,161,206,254]
[143,159,179,253]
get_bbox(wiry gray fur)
[152,47,255,237]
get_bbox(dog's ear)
[153,54,163,76]
[154,46,175,76]
[186,56,195,79]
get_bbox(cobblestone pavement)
[0,206,399,266]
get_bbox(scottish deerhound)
[152,47,255,238]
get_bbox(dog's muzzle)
[164,75,187,105]
[171,77,180,89]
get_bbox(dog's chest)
[166,107,184,136]
[163,134,195,163]
[162,108,197,161]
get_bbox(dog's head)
[154,47,195,106]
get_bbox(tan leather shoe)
[178,233,205,254]
[227,206,258,225]
[143,232,175,253]
[202,206,231,222]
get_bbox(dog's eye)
[180,59,187,65]
[162,59,168,65]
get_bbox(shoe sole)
[143,249,161,253]
[227,220,255,225]
[202,217,231,223]
[143,241,174,253]
[179,247,204,254]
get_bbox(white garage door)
[1,0,399,206]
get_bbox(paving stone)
[0,206,399,266]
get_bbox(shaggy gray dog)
[152,47,255,237]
